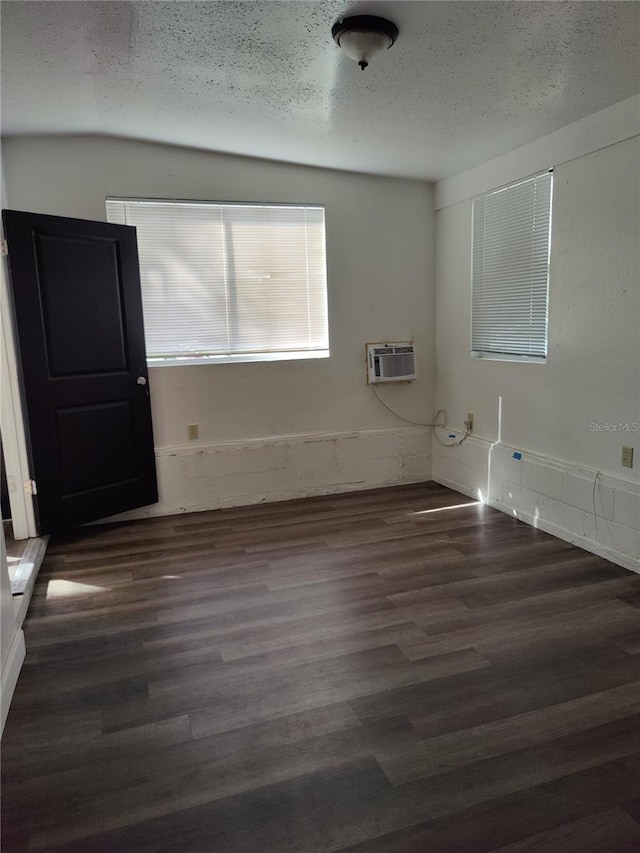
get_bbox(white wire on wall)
[371,385,469,446]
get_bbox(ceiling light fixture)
[331,15,399,71]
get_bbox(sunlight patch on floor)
[410,501,480,516]
[46,579,107,600]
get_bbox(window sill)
[148,350,330,367]
[471,352,547,364]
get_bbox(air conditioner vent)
[366,342,417,384]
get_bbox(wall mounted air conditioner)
[366,342,417,384]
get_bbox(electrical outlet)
[622,445,634,468]
[188,424,199,441]
[464,412,474,433]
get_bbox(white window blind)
[471,171,552,360]
[105,199,329,364]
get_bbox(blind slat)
[471,172,552,358]
[106,199,329,360]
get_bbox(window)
[471,171,552,361]
[105,199,329,365]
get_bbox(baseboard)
[1,628,25,736]
[429,474,482,503]
[102,471,434,524]
[488,495,640,574]
[433,437,640,571]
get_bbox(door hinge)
[0,239,7,257]
[24,479,37,495]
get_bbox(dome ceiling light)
[331,15,399,71]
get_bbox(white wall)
[2,136,435,515]
[433,129,640,568]
[435,94,640,210]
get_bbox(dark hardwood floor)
[4,482,640,852]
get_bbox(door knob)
[137,376,147,386]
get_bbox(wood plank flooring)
[3,482,640,852]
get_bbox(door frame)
[0,250,37,539]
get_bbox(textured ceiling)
[1,1,639,180]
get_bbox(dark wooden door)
[2,209,158,532]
